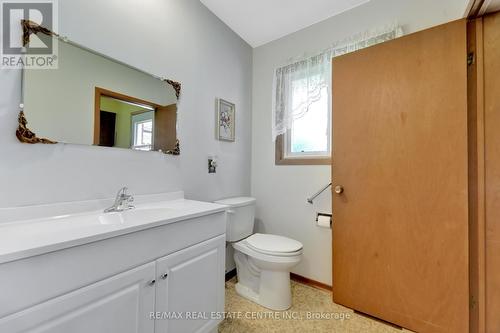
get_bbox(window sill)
[275,157,331,165]
[275,135,331,166]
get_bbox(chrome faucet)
[104,187,135,213]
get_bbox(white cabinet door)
[155,235,225,333]
[0,262,156,333]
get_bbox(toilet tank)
[214,197,256,242]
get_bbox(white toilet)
[214,197,303,311]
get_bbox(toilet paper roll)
[317,215,331,229]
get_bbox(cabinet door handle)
[148,279,156,286]
[160,273,168,280]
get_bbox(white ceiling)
[487,0,500,13]
[200,0,371,47]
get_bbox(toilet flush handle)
[226,209,236,214]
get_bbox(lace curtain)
[271,24,404,141]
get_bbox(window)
[275,73,331,165]
[132,119,153,151]
[285,84,330,159]
[272,51,332,165]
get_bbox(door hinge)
[467,52,475,66]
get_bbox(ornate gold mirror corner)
[21,19,58,46]
[162,79,181,155]
[165,139,181,155]
[16,109,57,144]
[17,19,58,145]
[164,79,181,99]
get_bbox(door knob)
[160,273,168,280]
[334,185,344,194]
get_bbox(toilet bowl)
[232,233,302,310]
[214,197,303,310]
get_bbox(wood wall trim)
[467,17,486,333]
[225,268,237,282]
[95,87,163,109]
[275,134,331,165]
[290,273,332,292]
[466,0,487,17]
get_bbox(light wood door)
[483,10,500,333]
[155,235,225,333]
[332,20,469,333]
[0,262,156,333]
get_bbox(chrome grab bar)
[307,182,332,204]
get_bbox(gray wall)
[0,0,252,208]
[251,0,468,285]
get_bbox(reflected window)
[132,119,153,151]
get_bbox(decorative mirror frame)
[16,19,181,155]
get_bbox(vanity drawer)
[0,212,225,318]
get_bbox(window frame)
[275,134,331,165]
[275,84,332,166]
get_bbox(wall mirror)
[18,21,181,155]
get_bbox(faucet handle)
[116,186,128,197]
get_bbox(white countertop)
[0,198,227,265]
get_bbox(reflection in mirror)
[95,88,177,152]
[22,33,180,154]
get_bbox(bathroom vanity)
[0,193,226,333]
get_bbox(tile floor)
[219,278,413,333]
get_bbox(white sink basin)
[0,198,227,264]
[98,208,174,226]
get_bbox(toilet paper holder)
[316,213,332,225]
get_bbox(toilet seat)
[240,233,303,257]
[232,234,303,310]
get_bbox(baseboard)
[225,268,237,281]
[290,273,332,292]
[226,269,332,292]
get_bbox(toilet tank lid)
[214,197,256,207]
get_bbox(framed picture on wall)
[216,98,235,142]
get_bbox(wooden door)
[0,262,156,333]
[332,20,469,333]
[483,11,500,333]
[154,104,177,152]
[155,235,225,333]
[99,111,116,147]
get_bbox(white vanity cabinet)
[155,235,225,333]
[0,262,157,333]
[0,202,227,333]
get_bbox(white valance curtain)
[271,24,404,141]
